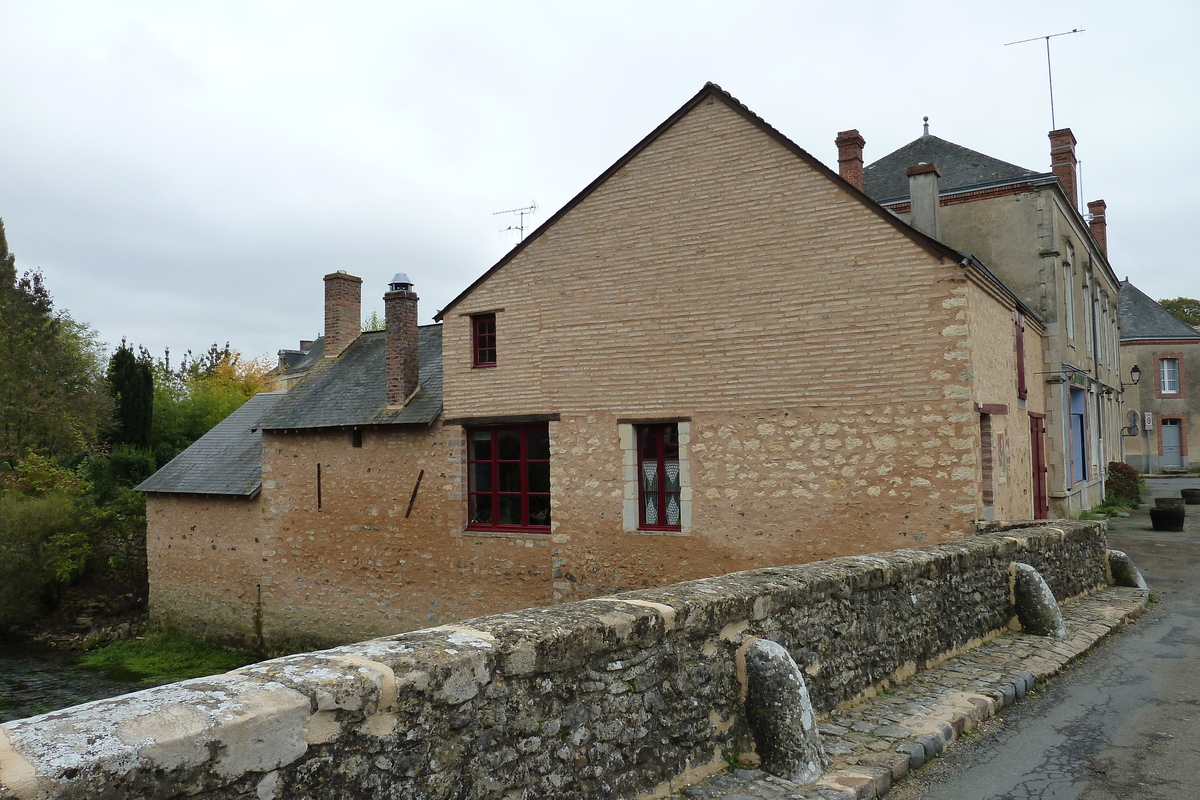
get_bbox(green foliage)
[0,486,90,628]
[0,219,112,468]
[362,309,385,332]
[147,344,274,466]
[79,630,256,685]
[1159,297,1200,328]
[107,343,154,449]
[1105,461,1145,504]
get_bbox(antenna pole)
[493,203,538,242]
[1005,28,1084,130]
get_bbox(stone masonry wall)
[147,494,264,647]
[258,424,553,651]
[963,280,1047,520]
[1,522,1109,800]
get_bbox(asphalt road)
[888,477,1200,800]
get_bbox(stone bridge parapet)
[0,522,1110,800]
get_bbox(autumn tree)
[1159,297,1200,328]
[149,344,275,465]
[0,219,111,468]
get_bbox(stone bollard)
[1013,563,1067,637]
[1108,549,1148,589]
[743,639,826,785]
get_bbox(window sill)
[464,528,551,539]
[626,529,689,537]
[472,363,497,369]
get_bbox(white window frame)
[1160,358,1181,394]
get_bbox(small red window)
[473,314,496,367]
[637,424,681,531]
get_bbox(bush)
[1106,461,1144,505]
[0,492,90,628]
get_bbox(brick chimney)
[1049,128,1078,210]
[324,271,362,358]
[1087,199,1107,257]
[384,273,419,407]
[907,162,942,240]
[835,129,866,191]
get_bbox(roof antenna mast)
[494,203,538,242]
[1004,28,1085,130]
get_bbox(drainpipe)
[1090,275,1105,500]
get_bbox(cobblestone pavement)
[665,586,1148,800]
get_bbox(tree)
[1159,297,1200,328]
[0,219,112,468]
[363,309,385,331]
[148,344,276,465]
[107,341,154,449]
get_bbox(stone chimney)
[835,129,866,191]
[907,162,941,240]
[384,273,419,407]
[1087,199,1107,257]
[1049,128,1078,210]
[324,271,362,358]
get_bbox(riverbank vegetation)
[0,217,273,641]
[79,631,257,685]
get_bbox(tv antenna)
[1005,28,1085,130]
[494,202,538,242]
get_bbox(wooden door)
[1029,413,1049,519]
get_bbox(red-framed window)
[467,425,550,530]
[637,424,681,531]
[472,314,497,367]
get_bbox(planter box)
[1150,506,1186,531]
[1155,497,1186,508]
[1181,488,1200,505]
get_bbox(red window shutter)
[1015,313,1028,400]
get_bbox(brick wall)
[440,97,982,557]
[323,272,362,358]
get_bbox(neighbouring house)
[1119,280,1200,473]
[851,120,1126,516]
[140,83,1050,651]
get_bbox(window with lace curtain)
[637,423,681,531]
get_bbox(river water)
[0,641,148,723]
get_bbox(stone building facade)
[853,124,1126,516]
[1118,280,1200,473]
[141,84,1049,650]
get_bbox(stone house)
[1118,280,1200,473]
[844,122,1126,516]
[140,84,1048,650]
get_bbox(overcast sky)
[1,1,1195,363]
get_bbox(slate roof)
[137,391,287,496]
[276,337,325,372]
[1118,281,1200,341]
[261,325,443,430]
[863,134,1047,204]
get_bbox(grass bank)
[79,630,257,685]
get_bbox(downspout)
[1089,272,1105,500]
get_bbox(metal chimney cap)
[389,272,413,291]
